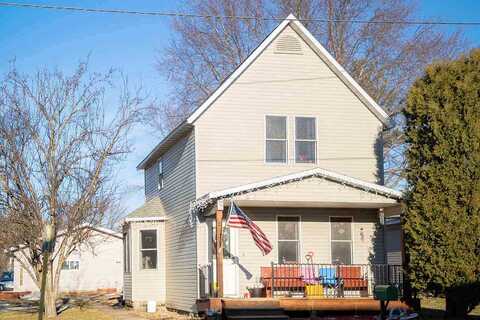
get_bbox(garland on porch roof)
[189,170,402,215]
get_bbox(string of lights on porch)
[189,169,402,219]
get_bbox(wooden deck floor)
[197,297,408,313]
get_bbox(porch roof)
[124,197,166,222]
[192,168,402,212]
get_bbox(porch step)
[224,307,286,317]
[222,298,281,309]
[222,298,289,320]
[225,315,289,320]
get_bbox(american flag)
[226,201,272,255]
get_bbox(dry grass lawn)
[421,297,480,319]
[0,307,115,320]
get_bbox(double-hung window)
[140,230,157,269]
[295,117,317,163]
[265,116,287,163]
[277,216,300,263]
[157,159,164,190]
[330,217,353,264]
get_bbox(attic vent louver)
[275,35,303,54]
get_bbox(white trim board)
[124,217,167,223]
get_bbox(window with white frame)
[295,117,317,163]
[277,216,300,263]
[123,232,131,273]
[140,230,157,269]
[157,159,164,190]
[330,217,353,264]
[265,116,287,163]
[61,260,79,270]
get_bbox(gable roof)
[6,224,121,253]
[138,14,389,170]
[191,167,402,211]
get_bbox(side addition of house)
[123,14,403,313]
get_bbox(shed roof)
[125,197,166,221]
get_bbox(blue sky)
[1,1,479,214]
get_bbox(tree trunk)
[445,289,469,319]
[44,280,57,318]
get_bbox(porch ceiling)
[192,168,402,213]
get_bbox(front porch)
[192,168,405,314]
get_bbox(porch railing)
[263,263,403,298]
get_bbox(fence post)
[271,261,275,298]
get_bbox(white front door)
[223,227,239,297]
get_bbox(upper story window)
[295,117,317,163]
[140,230,157,269]
[265,116,287,163]
[157,159,164,190]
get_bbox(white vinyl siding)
[195,25,384,196]
[227,208,384,293]
[14,231,123,294]
[129,221,165,306]
[143,132,197,312]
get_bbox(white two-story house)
[123,14,403,313]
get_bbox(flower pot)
[248,287,264,298]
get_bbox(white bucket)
[147,300,156,313]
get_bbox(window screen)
[277,216,300,262]
[140,230,157,269]
[330,217,352,264]
[295,117,316,163]
[266,116,287,163]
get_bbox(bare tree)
[154,0,465,187]
[0,62,144,317]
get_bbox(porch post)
[215,200,224,297]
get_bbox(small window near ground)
[61,260,79,270]
[140,230,157,269]
[295,117,317,163]
[330,217,353,264]
[157,159,164,190]
[277,216,300,263]
[266,116,287,163]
